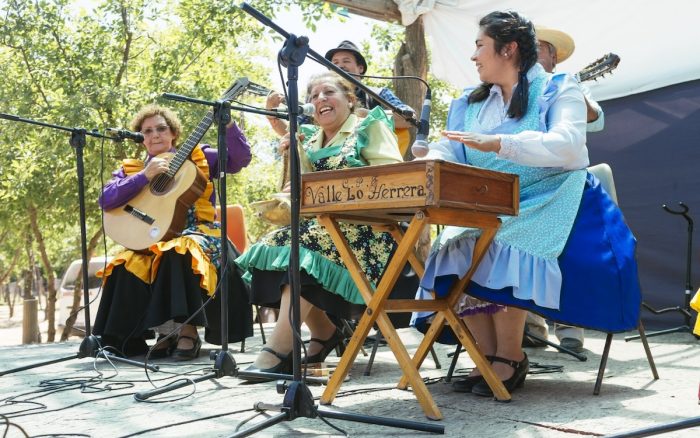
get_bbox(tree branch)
[19,48,51,108]
[114,4,133,89]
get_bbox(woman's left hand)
[442,131,501,153]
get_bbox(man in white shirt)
[524,26,606,354]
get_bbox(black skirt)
[93,243,253,356]
[248,262,419,327]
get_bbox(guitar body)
[103,152,208,251]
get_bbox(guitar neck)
[165,77,256,176]
[575,53,620,83]
[167,111,215,177]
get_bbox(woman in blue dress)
[413,11,641,397]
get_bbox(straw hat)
[535,26,575,63]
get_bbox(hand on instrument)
[142,157,169,180]
[277,132,305,155]
[442,131,501,153]
[281,181,291,193]
[266,91,285,111]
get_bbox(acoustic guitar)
[576,53,620,82]
[103,78,266,251]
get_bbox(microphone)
[411,87,432,158]
[106,128,144,143]
[274,102,315,117]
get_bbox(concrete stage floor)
[0,325,698,437]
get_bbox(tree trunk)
[0,248,20,319]
[394,16,428,161]
[60,228,104,341]
[28,205,58,342]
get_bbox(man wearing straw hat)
[536,26,605,129]
[523,26,605,353]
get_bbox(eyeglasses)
[141,125,170,136]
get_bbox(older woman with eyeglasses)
[93,104,253,361]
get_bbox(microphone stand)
[0,113,159,376]
[231,4,443,436]
[626,202,696,341]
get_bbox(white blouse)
[427,64,590,171]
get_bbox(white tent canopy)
[396,0,700,101]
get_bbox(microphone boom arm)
[238,2,418,128]
[162,93,290,120]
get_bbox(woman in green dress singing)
[236,72,404,378]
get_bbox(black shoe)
[304,330,344,364]
[240,347,293,382]
[452,375,485,393]
[171,335,202,361]
[471,353,529,397]
[148,334,176,359]
[452,355,494,393]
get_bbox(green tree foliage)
[0,0,282,337]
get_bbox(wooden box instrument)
[301,160,519,222]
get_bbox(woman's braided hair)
[468,11,538,119]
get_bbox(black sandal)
[149,334,176,359]
[471,353,529,397]
[304,330,344,364]
[452,355,495,393]
[171,335,202,361]
[240,347,293,382]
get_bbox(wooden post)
[22,269,41,344]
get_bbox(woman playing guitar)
[94,104,253,360]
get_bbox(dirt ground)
[1,301,700,437]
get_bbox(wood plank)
[397,312,446,389]
[383,299,446,312]
[374,310,442,419]
[323,0,401,23]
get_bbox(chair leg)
[594,333,613,395]
[255,305,266,344]
[445,344,462,382]
[364,330,383,376]
[637,321,660,380]
[340,319,367,357]
[429,346,441,369]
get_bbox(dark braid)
[468,11,538,119]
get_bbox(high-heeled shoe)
[171,335,202,361]
[148,334,176,359]
[471,353,529,397]
[452,355,495,393]
[240,347,293,382]
[304,330,344,364]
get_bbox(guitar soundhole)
[150,174,174,195]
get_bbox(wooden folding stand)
[300,160,519,420]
